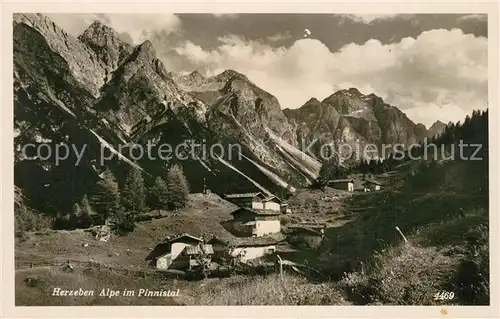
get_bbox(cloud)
[340,14,406,24]
[46,13,181,44]
[169,28,487,127]
[267,31,292,42]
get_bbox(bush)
[280,216,290,226]
[453,224,489,305]
[134,214,153,222]
[110,210,136,236]
[341,244,456,305]
[15,204,53,235]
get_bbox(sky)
[46,13,488,127]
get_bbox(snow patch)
[214,155,273,196]
[238,152,295,190]
[34,135,52,143]
[120,123,132,135]
[350,109,365,114]
[274,146,313,183]
[265,128,321,175]
[46,90,76,118]
[89,129,144,172]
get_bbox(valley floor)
[15,160,489,305]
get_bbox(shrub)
[110,209,136,236]
[341,244,456,305]
[15,204,53,235]
[453,224,489,305]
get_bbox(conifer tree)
[122,167,147,216]
[91,168,120,224]
[79,194,93,228]
[151,176,169,209]
[166,165,190,210]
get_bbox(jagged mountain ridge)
[283,88,429,161]
[174,73,431,162]
[13,13,321,216]
[13,13,435,217]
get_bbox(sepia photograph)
[4,3,497,314]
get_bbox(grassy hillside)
[331,157,489,305]
[15,137,490,305]
[16,193,236,269]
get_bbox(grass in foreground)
[185,272,350,305]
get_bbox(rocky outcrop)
[96,39,206,133]
[14,13,438,219]
[13,14,322,217]
[427,120,447,138]
[78,20,133,79]
[14,13,107,97]
[284,89,429,161]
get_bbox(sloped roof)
[363,179,383,186]
[147,233,204,261]
[286,227,323,237]
[167,233,203,244]
[262,195,283,203]
[288,222,326,229]
[329,179,354,183]
[230,207,281,216]
[224,192,264,199]
[145,242,171,261]
[210,233,286,247]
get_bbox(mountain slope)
[284,88,429,161]
[13,14,323,218]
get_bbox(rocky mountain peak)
[304,97,321,105]
[80,20,120,42]
[135,40,156,60]
[78,20,133,73]
[330,87,363,98]
[214,69,248,83]
[14,13,109,97]
[427,120,447,138]
[189,70,205,79]
[86,20,106,31]
[432,120,446,127]
[347,87,362,95]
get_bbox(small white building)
[280,203,292,214]
[230,207,281,237]
[224,192,266,210]
[208,235,284,263]
[230,244,276,262]
[261,195,282,211]
[363,179,382,192]
[328,179,355,192]
[147,234,213,270]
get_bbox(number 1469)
[434,291,455,300]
